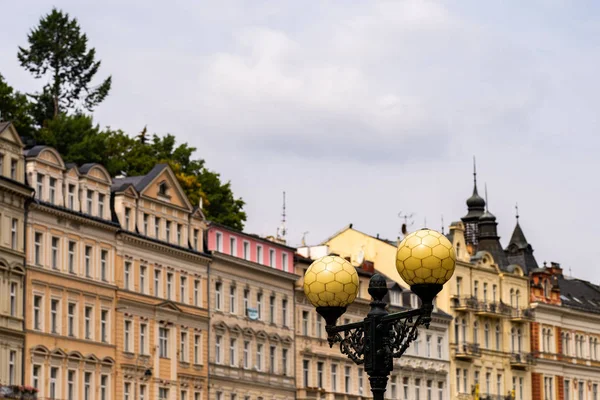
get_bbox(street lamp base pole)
[369,375,388,400]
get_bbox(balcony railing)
[480,394,513,400]
[476,301,512,317]
[510,308,535,321]
[455,342,481,360]
[451,296,479,311]
[510,352,535,369]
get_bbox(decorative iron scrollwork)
[388,315,424,358]
[335,326,365,364]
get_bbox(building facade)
[530,263,600,400]
[205,224,298,400]
[0,122,32,387]
[112,164,211,400]
[23,147,120,400]
[295,250,452,400]
[437,175,534,400]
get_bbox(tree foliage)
[18,8,111,120]
[0,74,35,141]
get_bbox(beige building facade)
[0,122,32,388]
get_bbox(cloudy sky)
[2,1,599,282]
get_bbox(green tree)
[18,8,111,121]
[0,74,35,141]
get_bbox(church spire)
[462,157,486,248]
[505,205,539,274]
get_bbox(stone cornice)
[31,202,120,231]
[118,233,210,265]
[213,252,299,282]
[0,176,34,198]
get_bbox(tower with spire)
[476,185,509,267]
[461,157,486,249]
[504,204,538,274]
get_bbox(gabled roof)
[0,121,24,147]
[508,221,529,249]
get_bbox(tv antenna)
[441,215,445,234]
[277,191,287,240]
[398,211,415,237]
[301,231,309,247]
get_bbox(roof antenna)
[441,215,445,234]
[515,203,520,222]
[301,231,309,247]
[473,156,477,186]
[277,191,287,240]
[398,211,415,237]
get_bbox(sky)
[2,1,600,282]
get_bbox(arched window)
[511,328,516,352]
[473,321,479,345]
[517,328,522,352]
[515,290,520,309]
[510,289,515,307]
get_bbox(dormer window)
[158,181,169,198]
[98,194,105,218]
[36,174,44,200]
[68,184,75,209]
[10,159,17,180]
[87,190,93,213]
[124,207,131,230]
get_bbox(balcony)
[475,301,512,318]
[480,394,513,400]
[510,352,535,369]
[510,308,535,322]
[451,296,479,311]
[455,342,481,360]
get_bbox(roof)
[321,223,399,248]
[508,221,528,249]
[24,145,50,158]
[208,221,298,252]
[78,163,98,174]
[0,121,11,133]
[557,275,600,314]
[111,164,168,192]
[505,221,538,274]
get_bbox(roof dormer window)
[158,181,170,198]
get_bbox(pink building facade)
[206,223,295,274]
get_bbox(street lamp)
[303,229,456,400]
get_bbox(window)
[215,282,223,310]
[438,382,444,400]
[544,377,553,400]
[181,391,188,400]
[242,288,249,315]
[302,311,309,335]
[216,232,223,251]
[34,232,43,265]
[51,237,59,270]
[404,377,409,399]
[427,380,433,400]
[139,385,146,400]
[496,324,501,351]
[456,276,462,297]
[11,218,17,249]
[10,159,17,180]
[243,241,250,260]
[140,265,147,294]
[85,245,92,277]
[593,384,598,400]
[474,280,479,298]
[36,173,44,200]
[9,282,17,317]
[359,368,365,396]
[124,207,131,229]
[230,285,237,314]
[124,261,131,289]
[331,364,338,392]
[140,323,148,354]
[86,190,94,212]
[230,338,237,366]
[282,299,288,326]
[484,323,490,349]
[32,365,40,389]
[50,367,59,399]
[486,372,491,395]
[159,327,169,358]
[85,306,93,339]
[269,295,276,324]
[257,245,263,264]
[51,299,59,333]
[159,388,169,400]
[165,221,172,242]
[282,253,289,272]
[426,334,432,357]
[67,370,76,400]
[166,272,173,299]
[8,351,15,385]
[215,335,223,364]
[100,249,108,281]
[497,374,502,396]
[483,282,488,302]
[154,270,162,297]
[269,249,275,267]
[345,366,351,393]
[415,378,421,400]
[101,309,108,342]
[579,381,584,400]
[153,216,159,238]
[124,382,131,400]
[230,237,237,256]
[303,360,310,387]
[67,241,76,273]
[142,214,149,236]
[124,320,132,352]
[316,315,323,338]
[257,293,263,319]
[194,334,201,364]
[437,336,443,358]
[84,372,92,400]
[98,193,105,217]
[193,229,199,251]
[181,331,189,362]
[257,343,263,370]
[463,369,468,395]
[282,348,288,375]
[269,345,276,373]
[317,362,324,388]
[177,224,182,245]
[194,279,200,306]
[180,276,187,303]
[565,379,570,400]
[493,284,497,302]
[68,303,76,336]
[49,177,56,203]
[243,341,250,369]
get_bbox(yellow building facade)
[0,122,32,388]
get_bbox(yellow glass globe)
[303,255,359,308]
[396,228,456,286]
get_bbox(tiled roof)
[558,275,600,313]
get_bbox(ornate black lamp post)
[303,229,456,400]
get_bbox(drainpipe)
[22,192,33,385]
